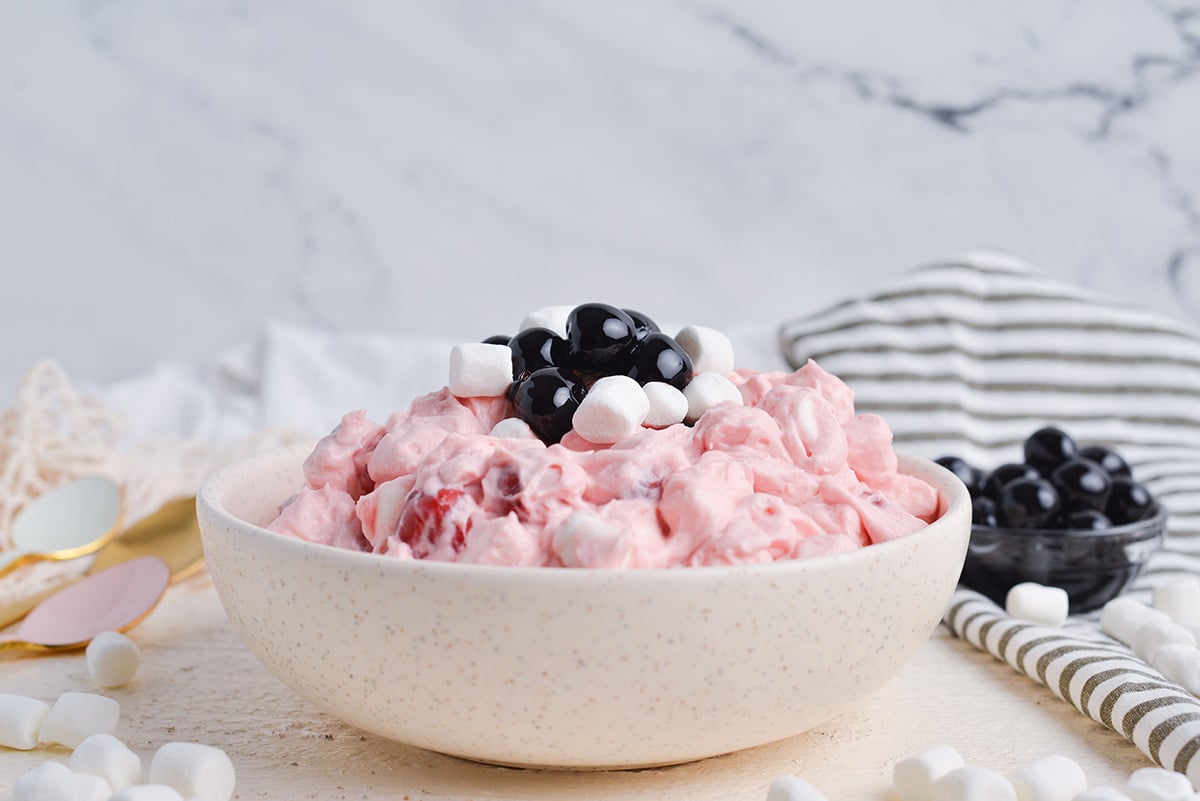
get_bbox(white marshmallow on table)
[109,786,186,801]
[1133,619,1198,663]
[1155,579,1200,627]
[13,761,110,801]
[70,733,143,792]
[1124,767,1195,801]
[572,375,648,444]
[38,692,120,749]
[1009,755,1086,801]
[448,343,513,399]
[682,371,743,424]
[893,744,966,801]
[931,767,1018,801]
[1102,597,1172,646]
[1006,583,1070,628]
[1074,790,1134,801]
[0,694,50,750]
[765,776,830,801]
[675,324,735,375]
[1152,644,1200,695]
[642,381,688,428]
[489,417,538,440]
[148,742,236,801]
[86,631,140,688]
[519,305,573,338]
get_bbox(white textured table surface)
[0,573,1154,800]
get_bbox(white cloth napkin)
[99,320,786,443]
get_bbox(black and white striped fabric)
[946,592,1200,785]
[780,253,1200,774]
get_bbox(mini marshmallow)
[448,343,513,398]
[1102,597,1171,646]
[148,742,236,801]
[1009,755,1086,801]
[1155,579,1200,627]
[38,692,120,749]
[1153,644,1200,695]
[893,744,966,801]
[1006,583,1070,628]
[110,786,186,801]
[766,776,830,801]
[553,512,625,568]
[675,325,735,376]
[931,767,1018,801]
[0,694,50,750]
[489,417,538,440]
[642,382,688,428]
[683,371,743,424]
[1133,619,1197,664]
[1074,790,1134,801]
[1124,767,1194,801]
[572,375,648,444]
[87,631,140,688]
[13,761,110,801]
[519,305,573,338]
[70,733,143,792]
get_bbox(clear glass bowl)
[959,506,1167,614]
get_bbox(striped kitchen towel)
[780,252,1200,775]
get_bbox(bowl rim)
[198,443,972,581]
[968,504,1167,541]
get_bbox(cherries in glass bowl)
[939,427,1165,613]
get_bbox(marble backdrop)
[1,1,1198,398]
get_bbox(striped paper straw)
[945,589,1200,784]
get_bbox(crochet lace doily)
[0,360,300,606]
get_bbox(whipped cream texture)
[269,361,937,567]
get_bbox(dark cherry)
[997,477,1062,528]
[623,308,660,341]
[628,333,694,390]
[483,334,511,345]
[972,496,1000,527]
[511,368,585,445]
[984,463,1041,499]
[936,456,986,498]
[1050,457,1112,512]
[1106,477,1157,524]
[566,303,640,372]
[1023,427,1080,475]
[1080,445,1133,479]
[961,431,1158,613]
[1061,508,1113,530]
[508,327,567,381]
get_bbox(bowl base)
[431,746,736,772]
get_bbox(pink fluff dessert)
[268,355,938,569]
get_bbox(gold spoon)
[0,556,170,655]
[89,496,203,580]
[0,477,124,579]
[0,496,201,631]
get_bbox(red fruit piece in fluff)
[397,488,470,558]
[482,463,523,517]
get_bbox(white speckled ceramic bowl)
[198,444,971,769]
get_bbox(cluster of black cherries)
[937,427,1159,531]
[484,303,694,444]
